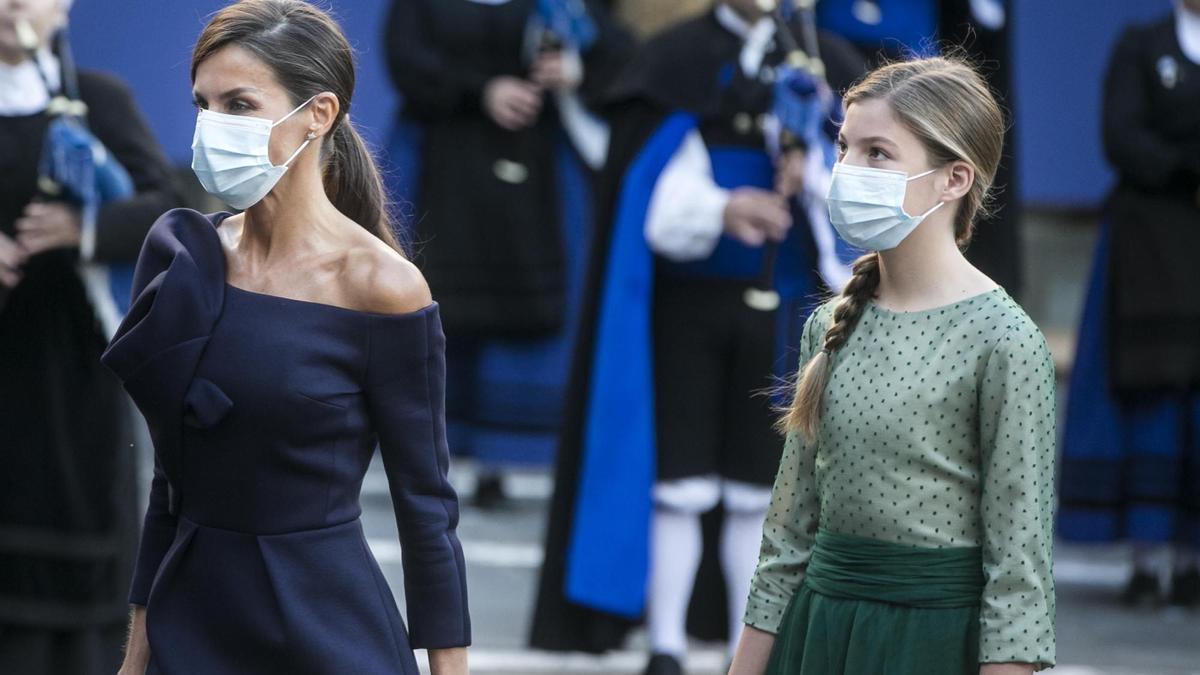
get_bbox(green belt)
[804,529,984,609]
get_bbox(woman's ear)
[942,160,975,202]
[308,92,340,138]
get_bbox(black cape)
[530,11,865,651]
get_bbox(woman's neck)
[236,158,341,269]
[873,214,994,311]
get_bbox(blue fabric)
[101,210,470,672]
[41,115,137,314]
[564,113,695,617]
[774,66,827,149]
[1059,222,1200,547]
[385,118,591,466]
[534,0,597,50]
[817,0,938,56]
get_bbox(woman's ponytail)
[323,117,402,253]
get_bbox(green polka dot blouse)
[744,288,1057,668]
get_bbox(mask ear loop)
[903,167,946,219]
[272,94,320,169]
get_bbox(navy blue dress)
[101,209,471,674]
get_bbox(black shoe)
[643,653,684,675]
[472,473,508,510]
[1168,568,1200,608]
[1120,569,1162,608]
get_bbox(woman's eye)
[868,146,889,160]
[228,99,252,113]
[836,141,848,156]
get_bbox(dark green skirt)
[766,530,984,675]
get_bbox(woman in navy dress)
[103,1,470,673]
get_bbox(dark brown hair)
[192,0,401,253]
[781,56,1005,438]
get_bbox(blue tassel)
[534,0,597,51]
[772,66,831,149]
[40,115,133,205]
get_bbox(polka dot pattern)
[744,288,1057,668]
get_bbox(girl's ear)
[942,160,975,202]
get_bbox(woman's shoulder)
[343,233,432,317]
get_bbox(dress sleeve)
[743,305,828,633]
[82,72,177,264]
[364,309,471,649]
[977,321,1057,669]
[128,457,177,606]
[384,0,491,121]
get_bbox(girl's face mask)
[826,162,944,252]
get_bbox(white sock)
[647,507,703,658]
[721,508,768,657]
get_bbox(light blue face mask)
[190,95,315,210]
[826,162,945,251]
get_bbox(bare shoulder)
[345,236,432,316]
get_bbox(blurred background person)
[383,0,632,508]
[1059,0,1200,609]
[0,0,176,672]
[531,2,864,671]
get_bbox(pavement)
[360,461,1200,675]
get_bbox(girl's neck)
[873,216,995,312]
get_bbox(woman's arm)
[728,624,777,675]
[364,301,471,651]
[116,606,149,675]
[428,647,468,675]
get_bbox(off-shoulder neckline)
[224,282,438,320]
[210,211,435,320]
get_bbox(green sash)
[804,530,984,608]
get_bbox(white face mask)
[826,163,945,251]
[191,95,316,210]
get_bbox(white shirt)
[1177,1,1200,65]
[0,49,60,117]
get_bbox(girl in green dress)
[729,57,1056,675]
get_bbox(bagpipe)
[16,18,136,319]
[744,0,843,311]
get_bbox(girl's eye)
[868,146,890,160]
[835,141,848,156]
